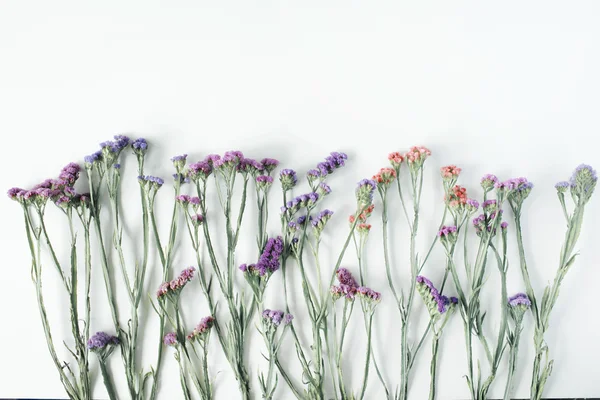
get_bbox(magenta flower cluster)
[187,316,216,341]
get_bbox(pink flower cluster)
[176,195,201,207]
[440,165,462,180]
[349,204,375,234]
[372,167,397,186]
[444,185,468,208]
[187,316,215,341]
[387,152,405,168]
[157,267,196,299]
[405,146,432,164]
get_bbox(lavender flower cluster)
[88,332,119,351]
[416,275,457,316]
[331,268,381,303]
[8,162,85,208]
[240,236,284,277]
[262,309,293,327]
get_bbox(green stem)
[428,336,439,400]
[99,360,119,400]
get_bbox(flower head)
[508,292,531,323]
[260,158,279,174]
[373,167,397,189]
[555,181,570,193]
[132,138,148,156]
[357,286,381,303]
[440,165,461,181]
[438,225,458,248]
[388,152,405,169]
[356,179,376,207]
[569,164,597,203]
[416,275,456,318]
[311,209,334,234]
[188,160,213,181]
[481,174,498,192]
[157,267,196,299]
[88,331,119,351]
[187,316,215,342]
[466,198,479,214]
[444,185,468,210]
[242,237,284,277]
[279,169,298,191]
[256,175,274,191]
[336,267,358,288]
[237,158,264,176]
[262,309,293,328]
[163,332,178,347]
[405,146,431,169]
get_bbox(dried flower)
[279,169,298,191]
[336,267,358,288]
[388,151,405,169]
[311,209,334,233]
[88,332,119,351]
[187,316,215,342]
[481,174,498,192]
[440,165,461,181]
[256,175,274,191]
[163,332,178,347]
[555,181,570,193]
[188,161,213,181]
[416,275,456,317]
[405,146,432,169]
[569,164,597,203]
[157,267,196,299]
[373,167,397,189]
[260,158,279,174]
[262,309,293,327]
[356,179,376,207]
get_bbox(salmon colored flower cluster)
[444,185,468,208]
[349,204,375,224]
[373,167,397,187]
[440,165,462,181]
[388,152,405,169]
[405,146,432,165]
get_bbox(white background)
[1,2,599,399]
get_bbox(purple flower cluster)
[356,179,377,206]
[336,268,358,287]
[357,286,382,303]
[331,268,380,303]
[437,225,457,237]
[132,138,148,154]
[88,331,119,351]
[187,316,215,341]
[508,293,531,308]
[311,209,334,232]
[8,163,83,208]
[176,194,201,207]
[281,192,320,216]
[156,267,196,299]
[416,275,457,315]
[84,151,103,165]
[554,181,570,193]
[191,214,204,225]
[466,198,479,213]
[138,175,164,187]
[100,135,131,154]
[188,160,213,181]
[163,332,178,347]
[256,175,274,190]
[315,152,348,177]
[260,158,280,173]
[262,309,293,327]
[279,169,298,191]
[569,164,597,201]
[240,236,284,277]
[480,174,498,191]
[318,182,332,196]
[482,199,498,213]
